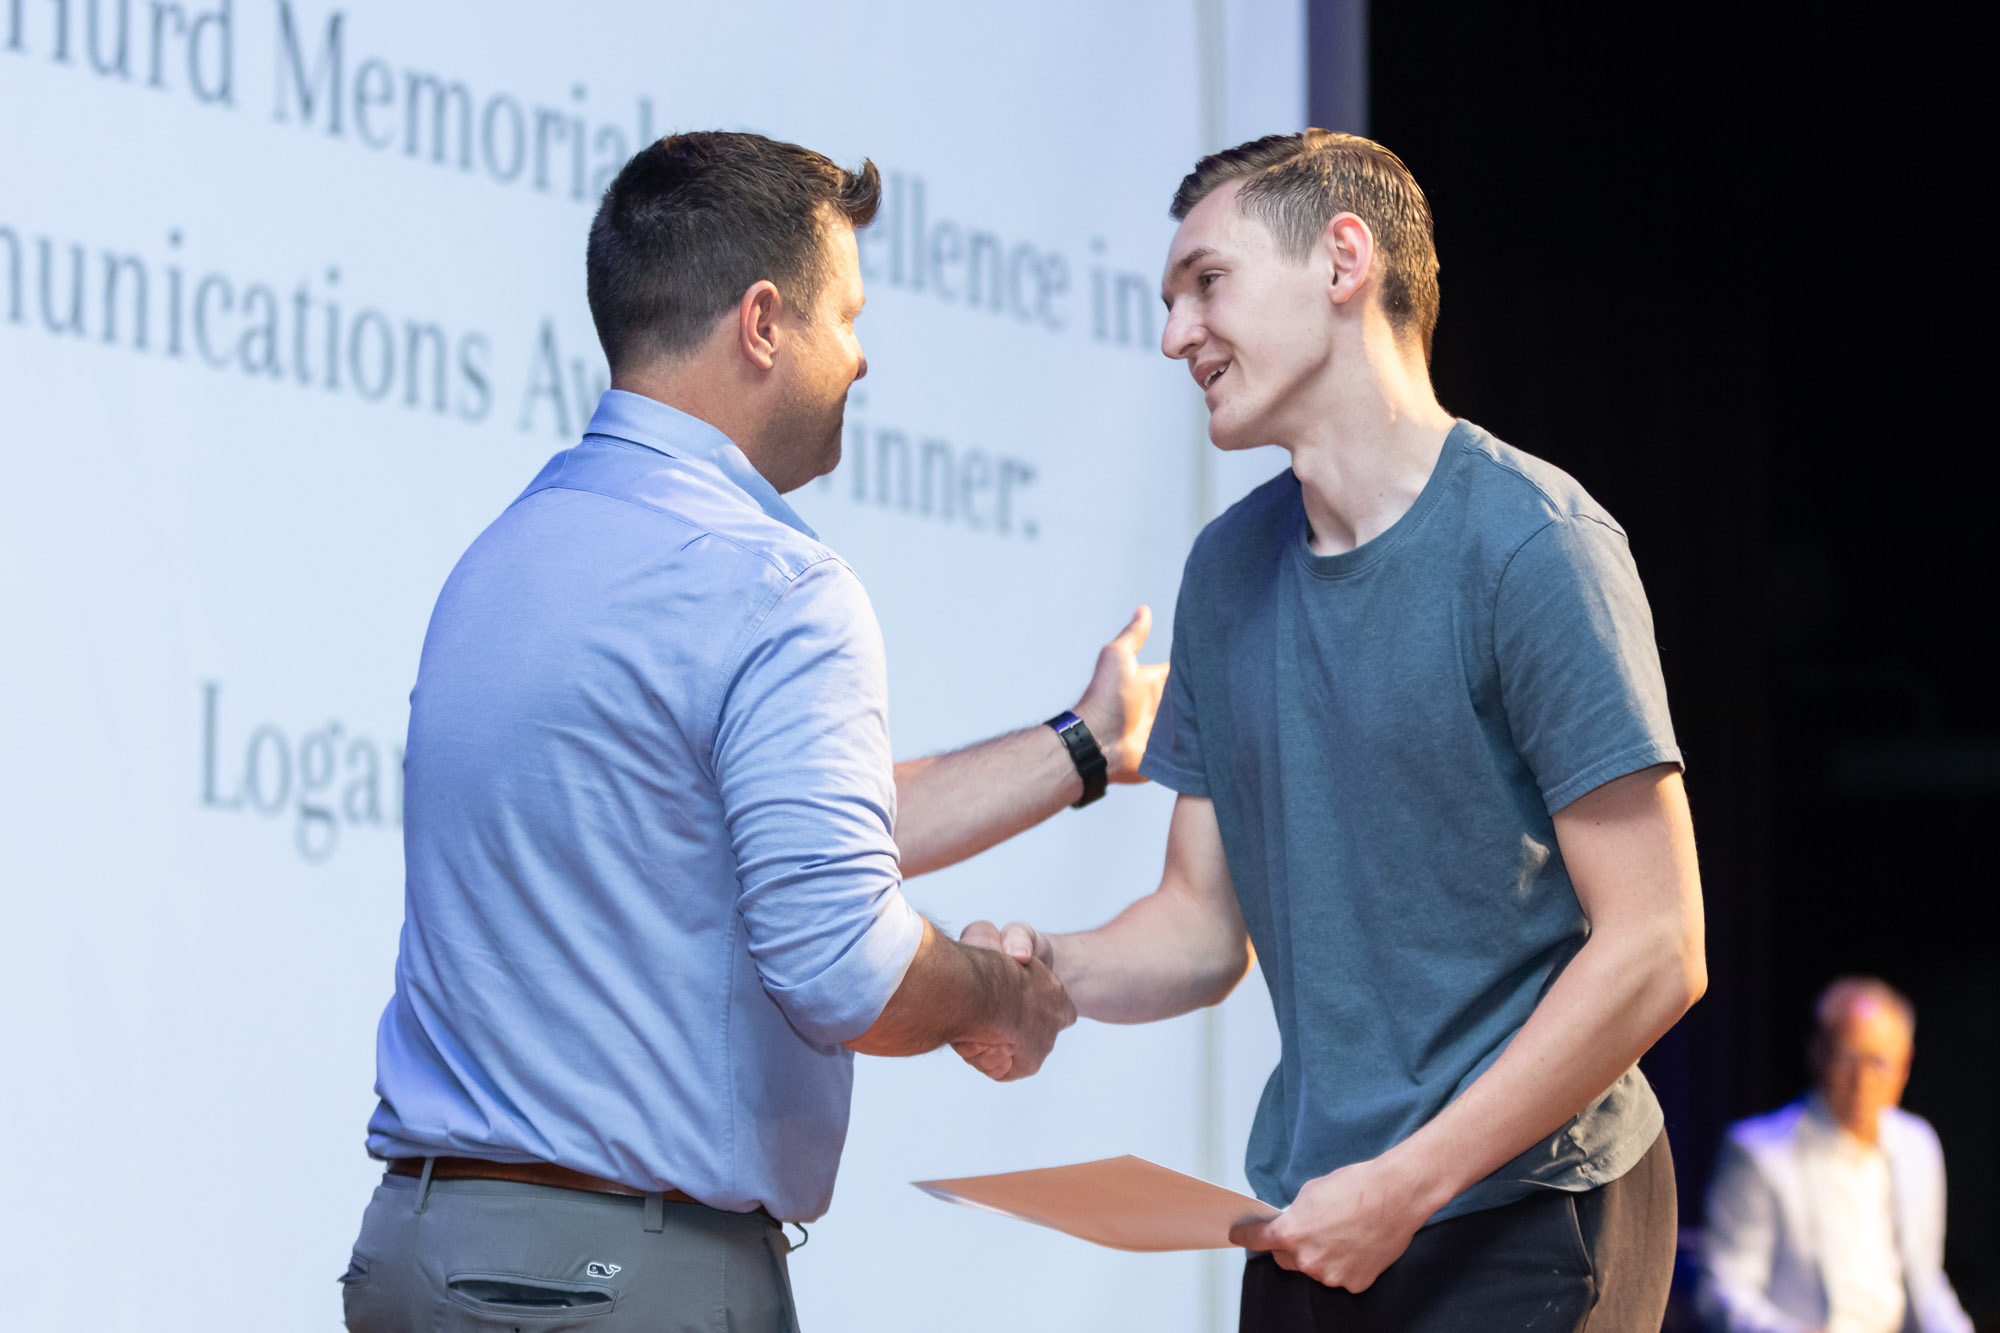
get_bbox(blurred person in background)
[1699,976,1974,1333]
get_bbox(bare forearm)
[1222,769,1703,1287]
[1374,768,1706,1215]
[1053,884,1252,1023]
[891,607,1167,878]
[848,918,1019,1055]
[985,793,1250,1023]
[844,917,1078,1079]
[892,728,1080,878]
[1381,920,1705,1216]
[1225,912,1703,1286]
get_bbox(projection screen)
[1,3,1303,1327]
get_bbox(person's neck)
[612,355,786,489]
[1278,342,1455,557]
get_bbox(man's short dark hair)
[1170,129,1441,362]
[587,131,881,372]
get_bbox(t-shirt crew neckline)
[1294,419,1472,581]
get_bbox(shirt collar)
[581,389,818,541]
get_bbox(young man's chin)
[1206,419,1266,453]
[1202,394,1270,452]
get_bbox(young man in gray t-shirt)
[967,132,1706,1328]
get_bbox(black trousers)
[1240,1130,1675,1332]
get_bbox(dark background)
[1316,1,1997,1320]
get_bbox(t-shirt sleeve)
[711,557,924,1048]
[1493,515,1682,813]
[1138,549,1210,797]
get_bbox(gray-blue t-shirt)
[1141,420,1680,1222]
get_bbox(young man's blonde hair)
[1171,129,1442,363]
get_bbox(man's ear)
[737,280,784,371]
[1322,212,1375,309]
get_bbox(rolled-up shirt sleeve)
[711,555,923,1048]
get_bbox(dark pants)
[1240,1130,1676,1332]
[341,1168,798,1332]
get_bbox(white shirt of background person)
[1808,1106,1904,1333]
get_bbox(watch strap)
[1046,710,1109,809]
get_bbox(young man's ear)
[1323,212,1375,309]
[737,280,784,370]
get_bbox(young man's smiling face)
[1159,178,1340,452]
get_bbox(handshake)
[845,608,1249,1083]
[844,914,1075,1081]
[846,607,1180,1081]
[948,920,1068,1081]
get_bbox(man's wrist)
[1071,696,1111,757]
[953,934,1021,1043]
[1372,1135,1463,1221]
[1046,710,1109,808]
[1037,930,1068,989]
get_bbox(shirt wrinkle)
[701,577,798,764]
[366,388,920,1220]
[1142,418,1675,1222]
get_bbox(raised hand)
[1074,606,1169,783]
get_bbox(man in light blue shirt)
[340,132,1162,1333]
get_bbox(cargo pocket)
[443,1272,615,1327]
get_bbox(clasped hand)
[952,920,1064,1081]
[1226,1156,1433,1291]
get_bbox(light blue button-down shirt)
[366,390,924,1221]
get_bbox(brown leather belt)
[386,1156,697,1204]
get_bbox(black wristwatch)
[1046,710,1109,808]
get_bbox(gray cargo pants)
[341,1167,800,1332]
